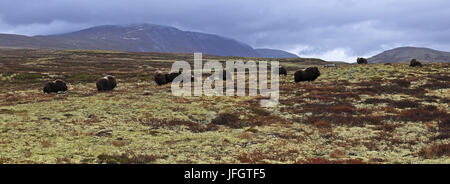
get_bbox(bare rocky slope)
[368,47,450,63]
[0,24,298,58]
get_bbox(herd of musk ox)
[42,58,424,94]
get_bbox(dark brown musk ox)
[165,72,182,83]
[96,75,117,91]
[409,59,423,67]
[357,57,368,64]
[154,72,168,86]
[279,66,287,76]
[154,69,195,85]
[294,67,321,82]
[43,80,68,93]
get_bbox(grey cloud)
[1,0,450,62]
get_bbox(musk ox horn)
[96,75,117,91]
[294,67,321,83]
[43,79,68,94]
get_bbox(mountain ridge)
[0,24,298,58]
[368,46,450,63]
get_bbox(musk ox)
[409,59,423,67]
[43,80,68,93]
[357,58,368,64]
[165,72,182,83]
[279,67,287,76]
[154,69,195,85]
[96,75,117,91]
[294,67,321,82]
[154,72,168,86]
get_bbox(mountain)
[368,47,450,63]
[255,48,298,58]
[0,24,295,58]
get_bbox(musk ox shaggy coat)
[294,67,321,82]
[43,80,68,93]
[154,72,168,86]
[154,70,194,85]
[165,72,182,83]
[279,67,287,76]
[96,75,117,91]
[357,58,368,64]
[410,59,423,67]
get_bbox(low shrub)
[211,113,242,128]
[419,143,450,159]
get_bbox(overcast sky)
[1,0,450,61]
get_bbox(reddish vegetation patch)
[295,158,366,164]
[355,83,427,97]
[391,100,420,109]
[111,140,127,147]
[365,98,423,109]
[329,149,346,159]
[97,152,165,164]
[211,113,242,128]
[138,118,218,133]
[249,115,286,127]
[435,118,450,140]
[382,106,400,114]
[420,80,449,90]
[314,120,332,129]
[390,79,411,88]
[332,92,361,101]
[364,98,393,104]
[330,105,356,113]
[40,140,52,148]
[354,87,382,96]
[299,103,333,114]
[307,115,383,126]
[427,73,450,82]
[422,105,438,111]
[237,150,300,164]
[398,107,448,122]
[419,143,450,159]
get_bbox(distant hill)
[368,47,450,63]
[255,49,298,58]
[0,24,295,58]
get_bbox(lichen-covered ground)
[0,49,449,164]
